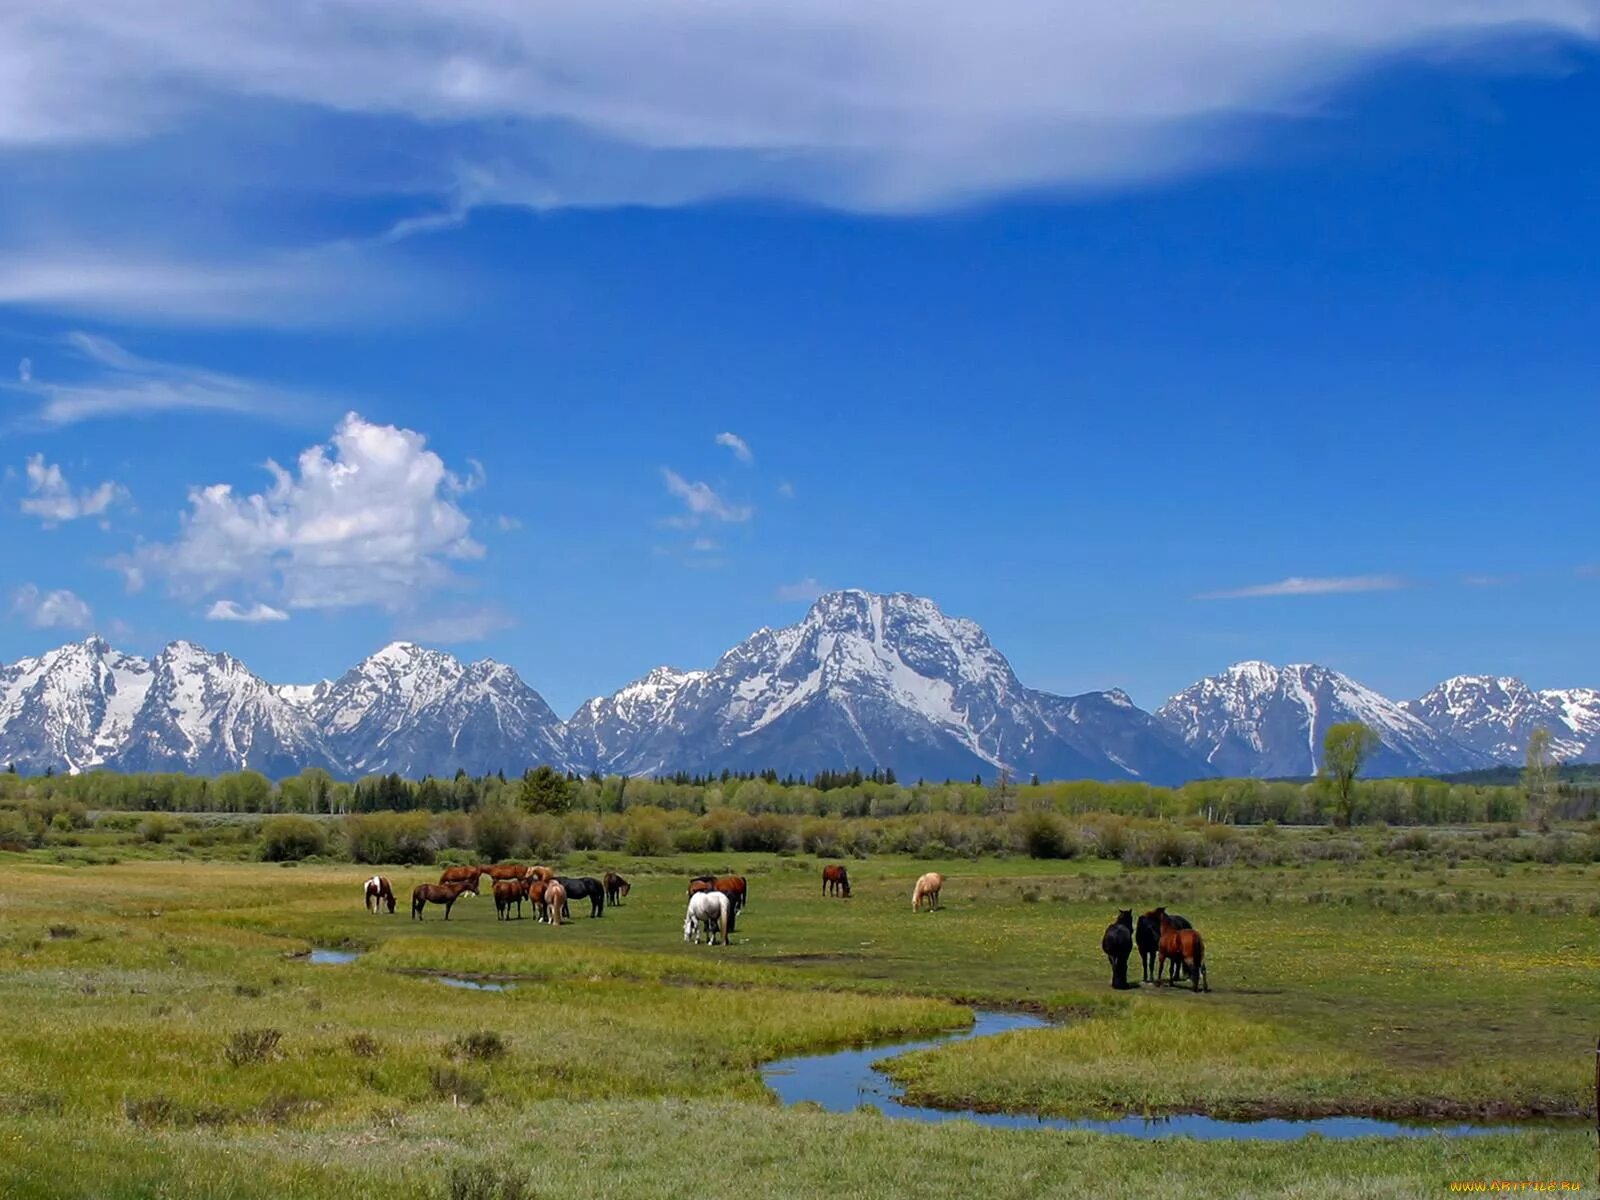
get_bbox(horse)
[524,865,556,883]
[1156,908,1208,992]
[411,879,477,920]
[544,879,567,928]
[714,875,747,914]
[525,879,550,923]
[1102,909,1134,989]
[911,872,943,912]
[1136,909,1191,983]
[683,890,731,946]
[555,876,605,919]
[485,863,527,882]
[438,865,484,887]
[493,878,529,920]
[603,872,631,906]
[822,864,851,898]
[363,875,396,914]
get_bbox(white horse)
[683,890,731,946]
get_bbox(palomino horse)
[822,865,851,898]
[911,872,943,912]
[525,865,556,883]
[1156,908,1208,992]
[1101,909,1134,989]
[544,879,567,928]
[493,878,530,920]
[683,890,731,946]
[364,875,396,914]
[439,865,485,887]
[555,876,605,919]
[603,872,631,906]
[412,879,477,920]
[1136,909,1190,983]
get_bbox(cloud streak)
[715,431,753,463]
[20,453,126,524]
[661,468,752,524]
[9,584,93,630]
[1196,574,1407,600]
[205,600,290,622]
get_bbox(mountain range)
[3,590,1596,782]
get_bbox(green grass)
[0,852,1596,1199]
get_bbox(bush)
[1013,810,1078,859]
[224,1028,283,1067]
[472,806,524,863]
[445,1163,532,1200]
[345,811,437,865]
[728,813,798,854]
[428,1064,487,1106]
[449,1030,507,1061]
[138,813,182,845]
[259,816,327,862]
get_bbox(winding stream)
[761,1010,1544,1141]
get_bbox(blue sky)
[3,6,1600,715]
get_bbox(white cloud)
[205,599,289,622]
[776,576,824,602]
[689,536,720,552]
[399,606,514,643]
[126,412,484,612]
[0,3,1591,213]
[10,584,93,630]
[661,468,752,524]
[17,358,31,383]
[7,332,321,427]
[1196,574,1407,600]
[20,453,126,524]
[495,514,522,532]
[776,481,796,499]
[715,432,753,463]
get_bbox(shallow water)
[437,976,513,992]
[306,948,360,965]
[761,1010,1539,1141]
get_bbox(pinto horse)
[683,890,731,946]
[544,879,567,928]
[555,876,605,919]
[412,879,477,920]
[822,865,851,898]
[438,865,485,887]
[1156,908,1208,992]
[911,872,943,912]
[1136,909,1191,983]
[603,872,631,906]
[1101,909,1134,989]
[493,878,530,920]
[363,875,396,914]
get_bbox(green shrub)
[259,816,327,862]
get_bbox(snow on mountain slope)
[1157,661,1489,778]
[1404,675,1600,764]
[0,636,152,772]
[312,642,573,777]
[567,666,706,774]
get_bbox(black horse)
[1137,908,1192,982]
[1102,909,1135,989]
[555,876,606,919]
[603,872,631,907]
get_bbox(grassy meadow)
[0,848,1595,1198]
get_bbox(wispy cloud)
[776,481,796,499]
[9,584,93,630]
[661,468,752,524]
[776,576,824,602]
[398,605,515,644]
[20,453,126,525]
[205,599,289,623]
[1461,573,1513,588]
[17,358,32,383]
[1196,574,1406,600]
[715,431,753,464]
[7,332,322,427]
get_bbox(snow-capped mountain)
[1156,661,1491,778]
[109,641,340,777]
[1403,675,1600,764]
[565,590,1212,784]
[0,636,152,773]
[305,642,573,778]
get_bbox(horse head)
[1116,908,1133,928]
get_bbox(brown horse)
[493,878,529,920]
[911,871,943,912]
[822,864,851,898]
[363,874,396,914]
[544,879,567,928]
[714,875,747,913]
[524,865,556,883]
[485,863,527,882]
[439,865,484,887]
[1156,908,1209,992]
[1137,908,1190,983]
[412,879,477,920]
[524,879,550,922]
[603,872,631,906]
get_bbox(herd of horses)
[366,864,1212,992]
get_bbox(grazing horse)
[683,890,731,946]
[1101,909,1135,989]
[544,880,567,928]
[911,872,943,913]
[524,879,550,923]
[555,876,605,919]
[822,865,851,898]
[1136,909,1191,983]
[714,875,747,914]
[363,875,396,914]
[485,863,527,882]
[412,879,477,920]
[603,872,631,906]
[438,865,485,887]
[524,865,556,883]
[1156,909,1208,992]
[493,878,530,920]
